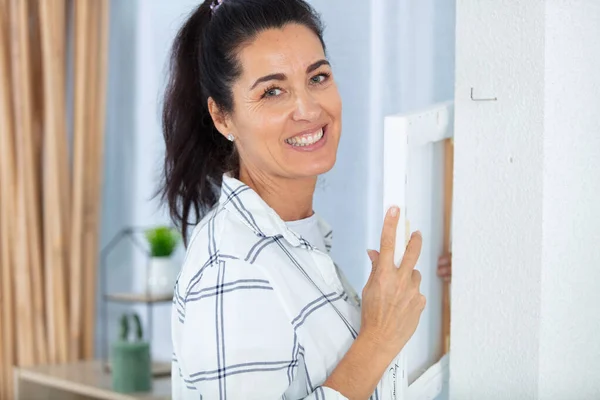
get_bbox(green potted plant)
[111,313,152,393]
[144,226,180,297]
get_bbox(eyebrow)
[249,59,331,90]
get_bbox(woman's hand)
[360,206,426,360]
[437,253,452,282]
[322,207,425,399]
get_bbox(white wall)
[452,1,546,396]
[100,0,456,373]
[540,1,600,397]
[452,0,600,398]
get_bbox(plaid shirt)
[172,174,400,399]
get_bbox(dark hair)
[160,0,325,243]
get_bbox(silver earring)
[227,134,235,142]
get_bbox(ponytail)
[160,3,234,244]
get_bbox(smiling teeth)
[285,129,324,147]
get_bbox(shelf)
[105,293,172,303]
[104,361,171,377]
[15,360,170,400]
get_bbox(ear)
[207,97,233,139]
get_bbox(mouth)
[284,125,327,148]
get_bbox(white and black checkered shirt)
[172,174,400,399]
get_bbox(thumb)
[367,249,380,271]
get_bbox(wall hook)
[470,87,497,102]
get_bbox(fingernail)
[388,206,399,217]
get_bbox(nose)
[292,89,322,122]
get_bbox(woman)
[161,1,426,399]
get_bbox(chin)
[292,156,337,179]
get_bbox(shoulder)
[174,217,294,339]
[176,205,274,300]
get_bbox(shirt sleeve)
[174,258,348,400]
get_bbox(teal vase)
[111,340,152,393]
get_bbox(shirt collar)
[219,174,333,252]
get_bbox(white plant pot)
[147,256,178,298]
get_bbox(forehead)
[236,23,326,80]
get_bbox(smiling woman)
[160,1,426,399]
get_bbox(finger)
[379,206,400,268]
[412,269,422,286]
[367,249,379,263]
[398,231,422,275]
[438,257,450,267]
[367,249,380,272]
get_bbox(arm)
[322,334,392,399]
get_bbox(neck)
[238,167,316,222]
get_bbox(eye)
[310,72,331,85]
[262,86,283,98]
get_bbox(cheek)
[322,86,342,129]
[255,109,288,141]
[238,107,288,153]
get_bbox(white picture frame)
[382,101,454,400]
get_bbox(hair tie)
[210,0,224,14]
